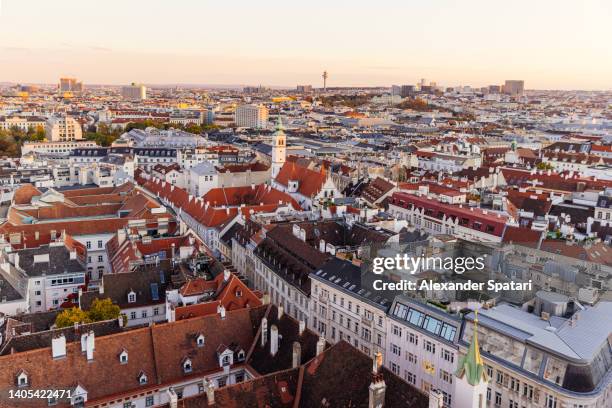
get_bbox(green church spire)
[456,309,488,386]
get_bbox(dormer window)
[235,289,242,297]
[222,355,231,366]
[138,371,148,385]
[127,290,136,303]
[119,350,128,364]
[237,350,246,362]
[183,358,192,373]
[16,371,28,387]
[196,334,205,347]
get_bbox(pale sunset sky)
[0,0,610,89]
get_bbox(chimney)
[298,320,306,335]
[223,269,231,282]
[203,378,215,405]
[270,324,279,356]
[428,389,444,408]
[117,229,127,246]
[169,305,176,323]
[86,330,95,361]
[261,317,268,347]
[218,305,226,319]
[277,305,284,320]
[368,352,386,408]
[51,334,66,359]
[292,341,301,368]
[262,293,270,305]
[118,315,124,328]
[167,388,178,408]
[99,285,104,295]
[316,336,326,356]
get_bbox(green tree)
[536,162,554,170]
[54,298,120,328]
[88,298,121,322]
[55,307,92,328]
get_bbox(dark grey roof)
[16,245,86,277]
[80,268,168,310]
[312,258,394,310]
[0,318,125,355]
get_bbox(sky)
[0,0,610,90]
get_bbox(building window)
[545,395,557,408]
[98,255,103,262]
[217,377,226,388]
[97,240,103,248]
[86,241,91,249]
[424,340,436,354]
[153,307,159,316]
[391,343,401,356]
[183,359,192,373]
[407,352,417,364]
[405,371,416,385]
[130,312,136,320]
[390,362,400,375]
[145,396,154,407]
[442,349,454,363]
[440,369,453,384]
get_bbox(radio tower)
[322,70,328,91]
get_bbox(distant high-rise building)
[322,71,328,90]
[121,83,147,101]
[391,85,401,96]
[296,85,313,93]
[45,116,83,142]
[59,77,83,95]
[488,85,501,94]
[235,104,269,129]
[503,80,524,96]
[400,85,416,98]
[243,86,268,94]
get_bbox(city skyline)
[1,0,611,90]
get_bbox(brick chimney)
[316,336,325,356]
[167,388,178,408]
[203,378,215,405]
[85,331,95,361]
[261,317,268,347]
[51,334,66,359]
[292,341,301,368]
[368,351,386,408]
[428,389,444,408]
[270,324,279,356]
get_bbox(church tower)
[454,310,489,408]
[271,116,286,179]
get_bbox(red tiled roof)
[274,162,326,198]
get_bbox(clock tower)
[271,116,286,179]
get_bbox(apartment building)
[461,301,612,408]
[309,258,390,359]
[45,116,83,142]
[235,104,268,129]
[388,192,509,243]
[0,116,46,131]
[0,241,86,313]
[121,83,147,101]
[386,296,460,407]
